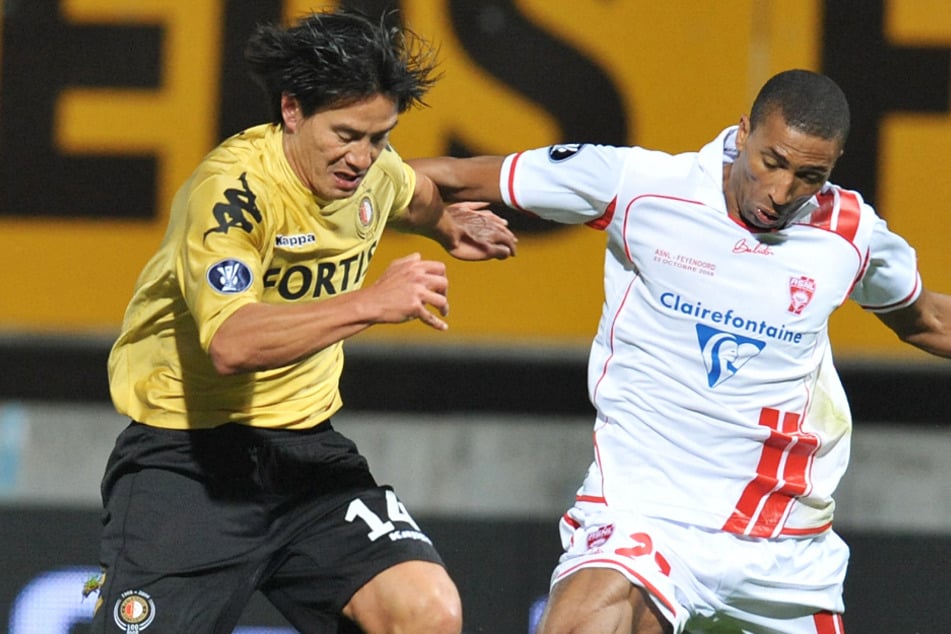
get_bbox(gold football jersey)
[108,123,414,430]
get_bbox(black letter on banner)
[822,0,950,211]
[447,0,628,234]
[216,0,282,139]
[0,0,161,219]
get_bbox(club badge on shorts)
[113,589,156,632]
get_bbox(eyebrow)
[764,147,830,174]
[334,119,399,138]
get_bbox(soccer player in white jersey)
[412,69,951,633]
[89,8,516,634]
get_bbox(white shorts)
[550,501,848,633]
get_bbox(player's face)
[282,93,399,200]
[726,109,843,231]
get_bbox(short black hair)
[244,8,439,125]
[750,69,850,144]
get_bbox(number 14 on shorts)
[345,489,427,542]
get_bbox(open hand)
[443,202,518,260]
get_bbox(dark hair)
[750,69,850,144]
[244,8,439,125]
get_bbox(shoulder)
[803,184,875,242]
[187,125,281,202]
[368,145,410,185]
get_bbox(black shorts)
[89,421,444,634]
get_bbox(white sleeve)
[850,215,922,312]
[499,144,631,225]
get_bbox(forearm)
[392,162,517,261]
[408,156,506,203]
[209,292,377,374]
[878,288,951,358]
[387,171,460,253]
[210,254,452,373]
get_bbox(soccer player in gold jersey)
[90,8,516,634]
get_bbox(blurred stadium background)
[1,1,950,632]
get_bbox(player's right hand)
[368,253,450,330]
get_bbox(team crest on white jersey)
[788,276,816,315]
[548,144,585,162]
[113,589,155,631]
[695,324,765,388]
[207,258,253,294]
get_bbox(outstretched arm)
[876,288,951,357]
[408,156,507,203]
[391,161,516,260]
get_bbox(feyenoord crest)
[788,276,816,315]
[357,196,374,237]
[113,589,156,632]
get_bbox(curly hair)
[244,8,440,125]
[750,69,850,144]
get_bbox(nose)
[346,140,375,172]
[768,172,796,208]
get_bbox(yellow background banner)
[1,0,949,359]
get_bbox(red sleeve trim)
[858,274,921,312]
[506,151,525,211]
[586,196,618,230]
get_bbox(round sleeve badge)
[206,258,253,294]
[547,143,586,162]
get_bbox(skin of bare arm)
[407,156,507,204]
[209,253,450,375]
[876,288,951,358]
[390,166,517,260]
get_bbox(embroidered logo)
[113,589,155,632]
[357,196,374,237]
[788,276,816,315]
[275,233,316,249]
[732,238,774,256]
[696,324,766,388]
[548,144,585,162]
[207,258,253,294]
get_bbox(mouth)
[332,171,364,191]
[746,205,781,229]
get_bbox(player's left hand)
[443,201,518,260]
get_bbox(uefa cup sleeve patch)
[206,258,253,294]
[547,143,586,162]
[113,589,156,631]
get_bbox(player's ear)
[735,115,751,152]
[281,93,302,132]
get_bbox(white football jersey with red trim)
[500,127,921,537]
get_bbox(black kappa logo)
[203,172,263,239]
